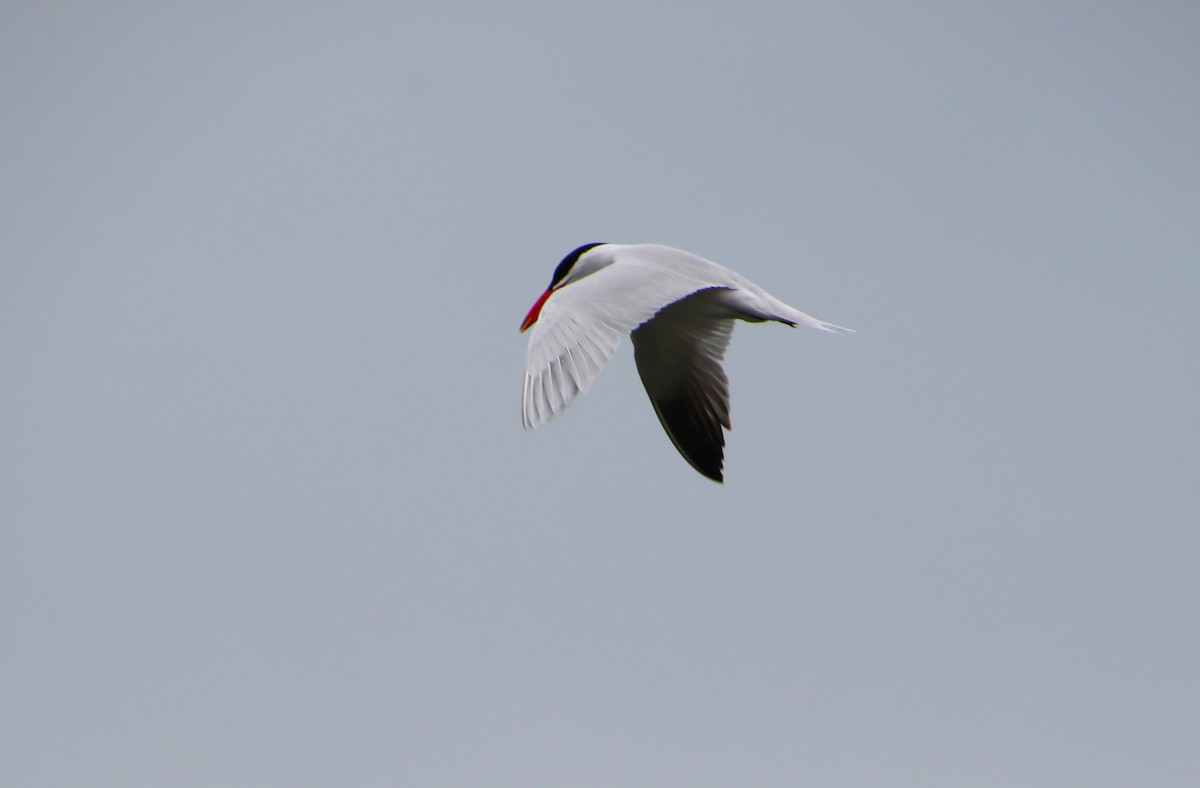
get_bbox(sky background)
[3,2,1198,785]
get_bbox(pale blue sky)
[4,3,1198,785]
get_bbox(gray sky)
[3,2,1198,785]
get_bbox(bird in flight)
[520,243,850,482]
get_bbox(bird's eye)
[551,242,605,288]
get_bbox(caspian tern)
[520,243,850,482]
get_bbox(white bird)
[520,243,850,482]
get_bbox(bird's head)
[520,242,610,332]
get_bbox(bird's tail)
[780,307,855,333]
[721,287,853,333]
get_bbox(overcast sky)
[3,3,1198,786]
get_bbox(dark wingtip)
[651,396,727,483]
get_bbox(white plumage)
[520,243,849,482]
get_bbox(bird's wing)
[630,288,735,483]
[522,261,717,430]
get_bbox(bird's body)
[520,243,849,482]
